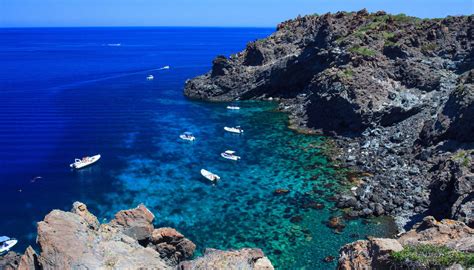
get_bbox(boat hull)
[200,169,220,182]
[70,154,101,169]
[180,135,195,141]
[224,127,243,134]
[0,239,17,254]
[221,153,240,160]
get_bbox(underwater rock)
[290,215,303,223]
[273,188,290,195]
[325,216,346,232]
[323,255,335,263]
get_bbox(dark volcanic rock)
[184,10,474,227]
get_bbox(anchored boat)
[226,105,240,110]
[146,75,154,80]
[0,236,17,255]
[180,132,196,141]
[200,169,220,183]
[70,154,101,169]
[221,150,241,161]
[224,126,244,134]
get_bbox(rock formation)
[184,10,473,227]
[0,202,273,270]
[179,248,274,270]
[337,216,474,269]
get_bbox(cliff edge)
[184,10,473,227]
[0,202,273,270]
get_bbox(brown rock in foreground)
[179,248,274,270]
[337,216,474,270]
[1,202,273,270]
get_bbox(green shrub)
[452,150,472,167]
[391,13,419,23]
[392,244,474,268]
[349,46,376,57]
[382,31,395,40]
[421,43,437,52]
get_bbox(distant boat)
[201,169,220,183]
[107,43,121,47]
[147,75,154,80]
[0,236,17,255]
[160,66,170,70]
[221,150,240,161]
[224,126,244,134]
[226,106,240,110]
[180,132,196,141]
[70,154,101,169]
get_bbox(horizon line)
[0,25,277,29]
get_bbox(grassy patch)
[421,43,437,53]
[391,13,419,23]
[382,31,395,40]
[349,45,376,57]
[451,150,472,167]
[392,245,474,268]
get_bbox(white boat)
[226,106,240,110]
[147,75,154,80]
[200,169,220,183]
[221,150,241,161]
[70,154,101,169]
[180,132,196,141]
[160,66,170,70]
[0,236,17,255]
[224,126,244,134]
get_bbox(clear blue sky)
[1,0,472,27]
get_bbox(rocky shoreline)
[0,202,274,270]
[184,10,473,230]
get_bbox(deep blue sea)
[0,27,395,269]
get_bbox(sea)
[0,27,396,269]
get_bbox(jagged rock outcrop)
[179,248,274,270]
[1,202,273,270]
[338,216,474,270]
[184,10,474,226]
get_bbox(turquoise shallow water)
[0,27,396,269]
[89,100,396,269]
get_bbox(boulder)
[179,248,274,270]
[148,227,196,264]
[109,204,155,242]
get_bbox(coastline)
[183,10,473,231]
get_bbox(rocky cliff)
[337,216,474,269]
[0,202,273,270]
[184,10,473,228]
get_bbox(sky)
[1,0,473,27]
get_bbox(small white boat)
[224,126,244,134]
[226,106,240,110]
[180,132,196,141]
[221,150,241,161]
[146,75,154,80]
[160,66,170,70]
[70,154,101,169]
[200,169,220,183]
[0,236,17,255]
